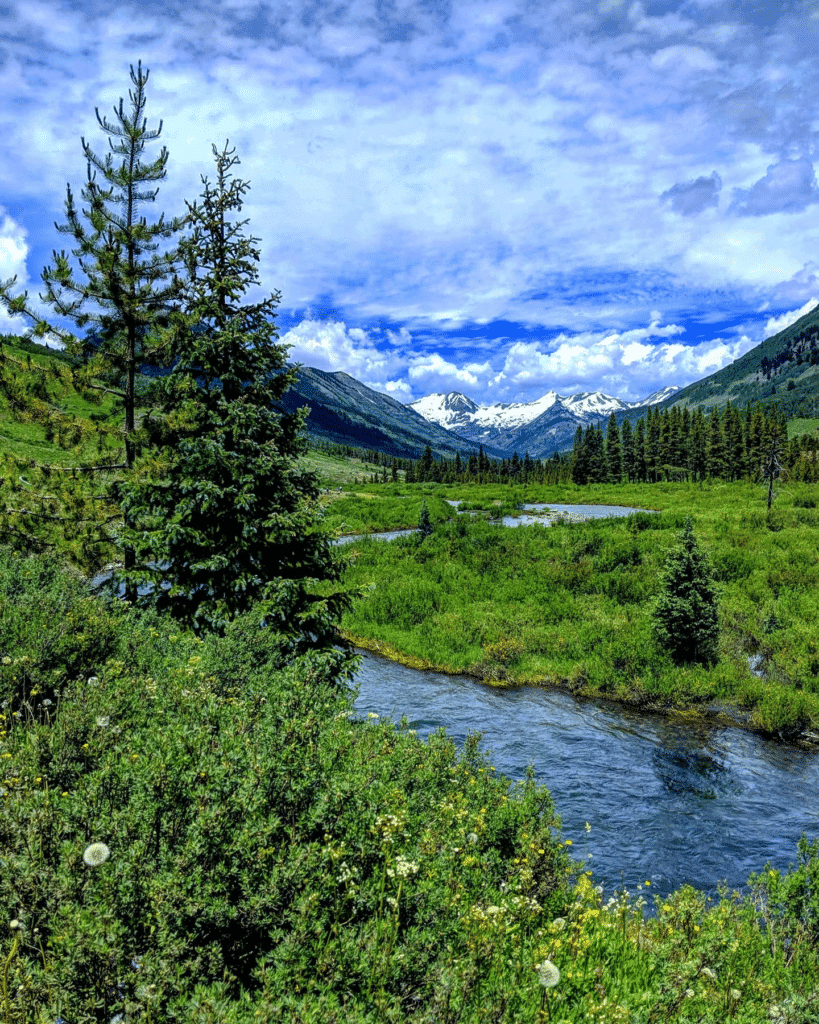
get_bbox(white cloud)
[763,297,819,336]
[0,211,31,334]
[2,0,819,405]
[491,319,760,401]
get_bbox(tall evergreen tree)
[634,417,647,482]
[621,417,635,483]
[690,407,708,481]
[0,61,186,581]
[706,407,726,478]
[653,516,720,667]
[723,401,745,482]
[118,141,351,640]
[605,412,622,483]
[570,424,587,484]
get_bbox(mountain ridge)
[407,387,677,457]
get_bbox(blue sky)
[2,0,819,405]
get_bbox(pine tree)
[570,424,587,484]
[621,418,635,483]
[418,500,433,539]
[706,407,726,478]
[653,516,720,666]
[0,61,186,580]
[634,418,647,482]
[117,141,351,640]
[604,412,622,483]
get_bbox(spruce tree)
[653,516,720,666]
[604,412,622,483]
[418,500,433,539]
[118,141,351,641]
[0,61,186,579]
[621,418,635,483]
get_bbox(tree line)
[571,402,817,485]
[400,401,817,487]
[405,445,571,485]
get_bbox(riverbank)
[337,480,819,736]
[342,630,819,748]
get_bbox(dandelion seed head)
[83,842,110,866]
[537,960,560,987]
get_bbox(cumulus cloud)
[2,0,819,404]
[408,352,493,390]
[660,172,722,216]
[492,318,760,401]
[280,319,406,394]
[729,158,819,216]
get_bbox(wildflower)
[87,676,99,686]
[585,821,592,832]
[96,716,110,728]
[9,919,23,931]
[700,967,716,980]
[645,880,651,886]
[42,700,53,707]
[83,842,110,867]
[467,832,478,844]
[537,960,560,987]
[730,989,742,1001]
[387,856,419,878]
[367,712,379,719]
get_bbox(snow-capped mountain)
[641,385,681,406]
[407,386,679,457]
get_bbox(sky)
[2,0,819,407]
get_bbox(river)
[351,650,819,901]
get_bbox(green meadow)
[328,479,819,736]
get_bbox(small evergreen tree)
[653,516,720,666]
[418,499,433,539]
[118,141,352,641]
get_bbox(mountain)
[408,387,674,458]
[280,366,505,460]
[656,306,819,419]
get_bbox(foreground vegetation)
[331,479,819,735]
[3,548,819,1022]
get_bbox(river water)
[344,502,818,901]
[351,651,819,901]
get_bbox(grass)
[335,479,819,734]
